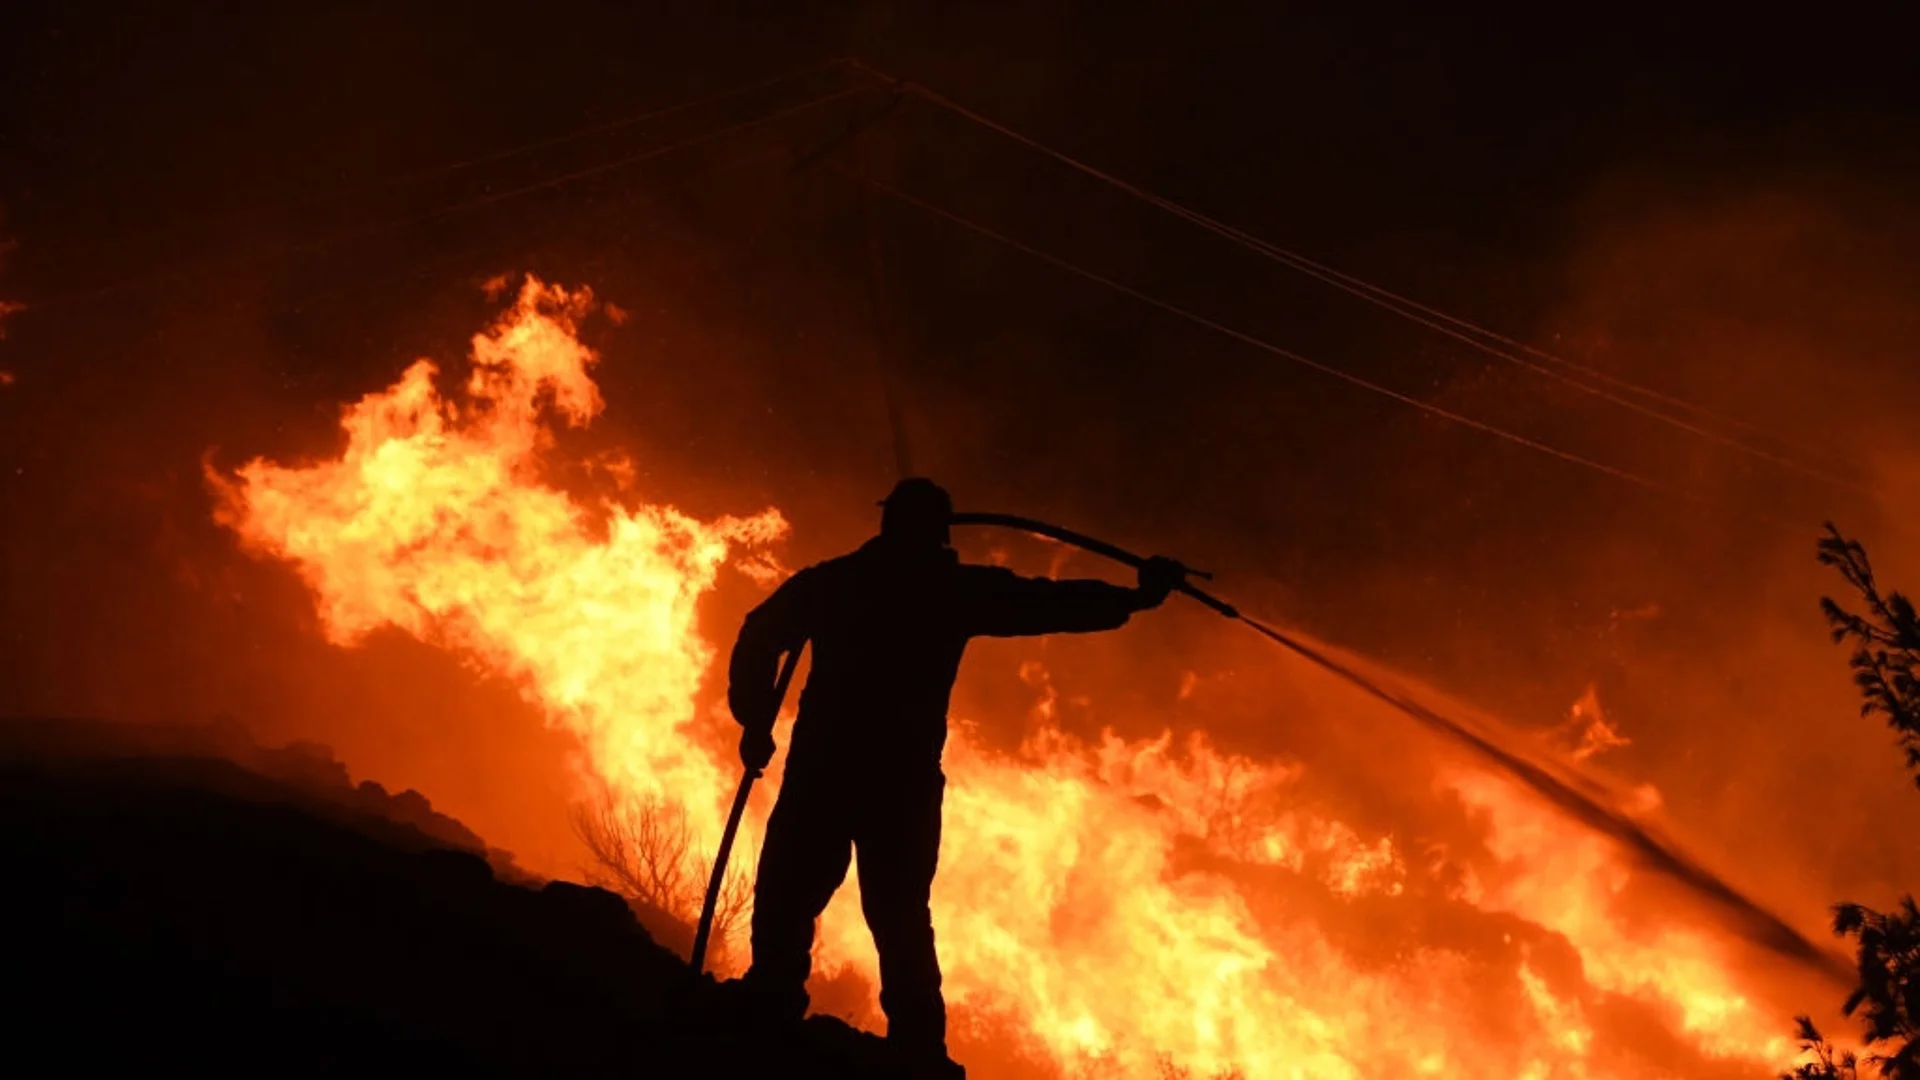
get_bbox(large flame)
[214,277,1812,1078]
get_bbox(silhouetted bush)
[1783,528,1920,1078]
[571,791,752,968]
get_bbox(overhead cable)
[839,167,1799,530]
[850,60,1866,496]
[43,68,875,308]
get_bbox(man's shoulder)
[783,549,868,589]
[806,549,867,575]
[955,561,1022,585]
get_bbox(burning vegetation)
[5,8,1919,1076]
[190,274,1868,1078]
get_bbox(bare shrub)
[571,792,754,972]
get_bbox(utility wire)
[41,79,876,309]
[840,167,1800,529]
[387,84,870,226]
[45,59,854,287]
[851,60,1867,496]
[22,51,1863,517]
[332,58,856,204]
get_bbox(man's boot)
[708,973,807,1034]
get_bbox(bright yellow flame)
[211,277,784,838]
[214,276,1808,1079]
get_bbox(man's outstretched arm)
[966,556,1184,638]
[727,568,816,770]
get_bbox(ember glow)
[214,277,1818,1078]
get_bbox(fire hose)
[689,511,1846,981]
[689,643,803,976]
[687,511,1204,976]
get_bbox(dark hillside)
[0,718,897,1077]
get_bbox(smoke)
[0,202,19,344]
[846,147,1920,1072]
[10,174,1899,1071]
[1527,172,1920,909]
[3,9,1917,1072]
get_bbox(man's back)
[729,535,1147,774]
[784,539,973,770]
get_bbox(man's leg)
[744,782,851,1022]
[855,770,948,1056]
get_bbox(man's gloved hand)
[1135,555,1186,609]
[739,726,776,774]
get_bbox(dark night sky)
[2,2,1918,896]
[5,5,1914,282]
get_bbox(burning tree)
[1784,528,1920,1079]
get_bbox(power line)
[45,59,857,287]
[850,59,1869,498]
[387,84,870,225]
[335,58,856,203]
[40,78,876,309]
[14,48,1865,523]
[837,166,1800,530]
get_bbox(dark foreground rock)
[0,717,906,1077]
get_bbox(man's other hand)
[740,727,776,774]
[1136,556,1185,609]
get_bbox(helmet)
[878,478,953,548]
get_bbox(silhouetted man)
[726,479,1182,1076]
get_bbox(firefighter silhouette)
[726,479,1182,1072]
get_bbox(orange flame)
[211,277,784,839]
[214,276,1812,1078]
